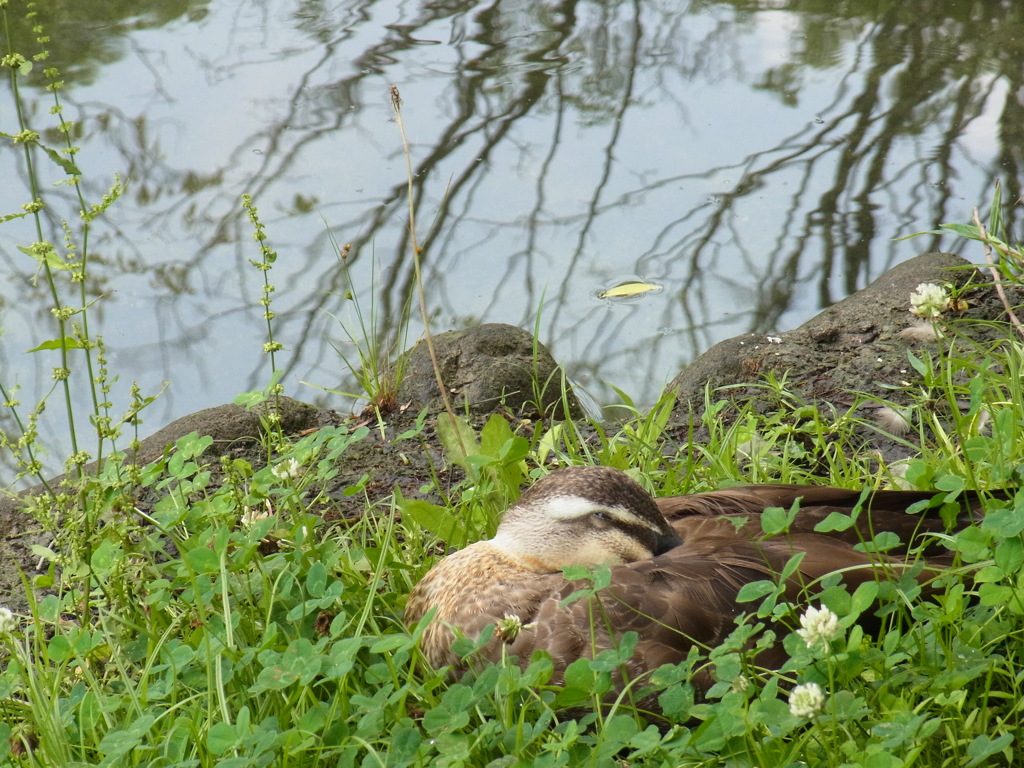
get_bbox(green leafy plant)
[684,374,882,490]
[304,236,415,418]
[0,6,157,487]
[904,181,1024,339]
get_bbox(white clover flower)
[241,504,272,529]
[496,613,523,641]
[731,675,750,693]
[909,282,950,319]
[495,613,536,642]
[796,604,841,649]
[789,682,826,718]
[0,605,17,635]
[271,458,301,481]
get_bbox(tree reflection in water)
[0,0,1020,476]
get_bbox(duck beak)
[654,529,684,555]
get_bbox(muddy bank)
[1,251,1019,609]
[665,251,1023,462]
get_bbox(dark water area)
[0,0,1021,477]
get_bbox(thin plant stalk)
[388,84,466,457]
[973,206,1023,337]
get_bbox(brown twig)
[972,207,1024,339]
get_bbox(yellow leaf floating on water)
[596,280,663,300]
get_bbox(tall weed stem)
[388,85,466,456]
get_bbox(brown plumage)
[405,466,985,699]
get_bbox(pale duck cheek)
[615,538,655,563]
[557,538,629,567]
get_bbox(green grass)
[3,5,1024,766]
[2,343,1023,766]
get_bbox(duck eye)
[591,510,611,523]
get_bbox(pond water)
[0,0,1021,478]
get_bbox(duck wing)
[655,484,994,553]
[498,517,793,689]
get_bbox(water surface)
[0,0,1021,476]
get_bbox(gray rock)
[667,252,975,408]
[130,396,320,464]
[397,323,582,419]
[665,251,1021,461]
